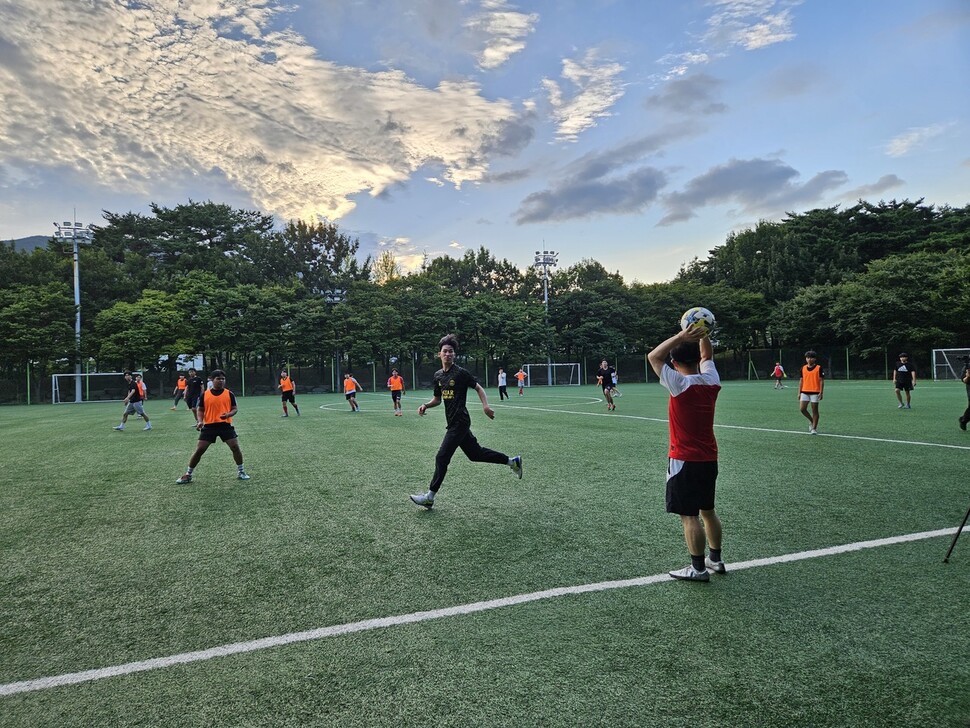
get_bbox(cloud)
[704,1,800,51]
[659,157,847,225]
[840,174,905,201]
[645,73,726,115]
[466,0,539,70]
[885,123,954,157]
[543,49,626,142]
[761,62,825,98]
[0,0,522,226]
[513,126,699,224]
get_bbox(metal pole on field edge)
[846,348,850,380]
[884,347,888,381]
[26,361,30,406]
[240,357,246,396]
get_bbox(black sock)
[691,554,706,572]
[709,548,722,563]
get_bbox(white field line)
[498,403,970,451]
[0,527,957,698]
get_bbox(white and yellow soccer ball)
[679,306,716,333]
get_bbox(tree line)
[1,198,968,388]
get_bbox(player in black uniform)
[409,334,522,509]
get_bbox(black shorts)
[391,391,402,402]
[281,390,296,403]
[199,423,238,443]
[665,460,718,516]
[345,392,357,400]
[895,382,913,392]
[186,394,202,409]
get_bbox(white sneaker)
[143,424,152,431]
[113,425,124,431]
[705,557,727,575]
[510,456,523,479]
[810,428,818,435]
[898,404,904,409]
[238,471,250,481]
[409,493,434,509]
[669,565,709,582]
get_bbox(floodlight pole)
[534,249,558,386]
[324,289,347,389]
[54,217,94,403]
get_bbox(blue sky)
[1,0,967,282]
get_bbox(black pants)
[429,427,508,492]
[499,385,509,400]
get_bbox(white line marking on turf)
[0,527,956,697]
[499,404,970,451]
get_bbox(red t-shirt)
[660,360,720,461]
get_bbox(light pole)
[53,218,94,403]
[324,289,347,390]
[534,249,558,386]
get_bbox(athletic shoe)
[176,473,192,484]
[409,493,434,509]
[810,428,818,435]
[960,418,967,431]
[705,557,727,575]
[898,404,904,409]
[281,414,289,418]
[170,407,177,410]
[113,425,124,431]
[905,404,911,409]
[669,565,709,582]
[143,424,152,431]
[510,455,523,479]
[238,472,251,481]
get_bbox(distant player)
[497,367,509,400]
[344,372,363,412]
[279,369,300,417]
[409,334,522,509]
[184,368,205,423]
[610,369,622,398]
[648,323,724,582]
[171,373,187,410]
[798,351,824,434]
[113,371,152,431]
[515,367,527,396]
[596,359,617,411]
[772,362,786,389]
[387,368,406,416]
[893,353,916,409]
[176,370,250,484]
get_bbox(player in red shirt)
[648,323,724,582]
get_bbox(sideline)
[0,527,956,697]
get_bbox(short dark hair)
[898,352,908,358]
[124,370,132,376]
[670,341,701,365]
[209,369,226,378]
[439,334,459,351]
[804,350,817,358]
[188,368,196,374]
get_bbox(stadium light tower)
[53,217,94,403]
[534,249,559,386]
[323,289,348,387]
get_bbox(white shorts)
[799,393,821,403]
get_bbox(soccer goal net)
[521,363,581,386]
[932,348,970,381]
[52,372,131,403]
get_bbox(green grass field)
[1,380,969,727]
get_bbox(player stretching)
[176,370,250,483]
[648,323,725,582]
[279,369,301,417]
[387,368,406,415]
[409,334,522,509]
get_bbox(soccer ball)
[680,306,716,333]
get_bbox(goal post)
[52,372,130,403]
[932,348,970,381]
[521,363,581,386]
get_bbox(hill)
[4,235,51,252]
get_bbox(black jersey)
[127,380,143,403]
[596,367,615,388]
[185,376,204,399]
[433,365,479,430]
[893,362,915,385]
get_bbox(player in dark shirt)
[893,353,916,409]
[409,334,522,509]
[596,360,617,411]
[184,368,205,420]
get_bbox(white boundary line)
[0,527,956,697]
[498,403,970,451]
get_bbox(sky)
[1,0,968,284]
